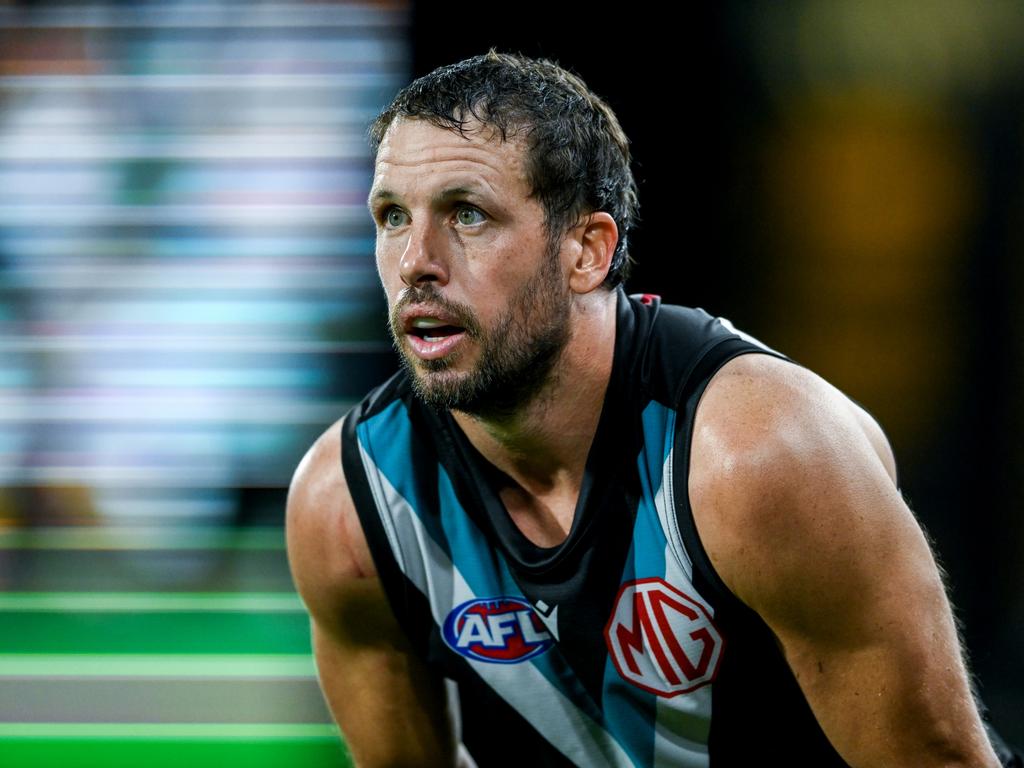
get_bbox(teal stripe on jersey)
[358,447,634,766]
[598,401,679,767]
[601,538,659,768]
[356,399,452,557]
[357,400,633,764]
[436,467,615,734]
[435,467,511,598]
[636,401,675,578]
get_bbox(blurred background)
[0,0,1020,765]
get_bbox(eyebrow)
[437,186,479,200]
[367,185,488,209]
[367,188,396,208]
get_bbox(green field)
[0,725,352,768]
[0,526,353,768]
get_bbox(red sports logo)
[605,578,723,696]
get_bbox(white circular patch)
[604,577,724,697]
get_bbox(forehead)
[371,118,532,200]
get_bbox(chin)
[410,378,472,413]
[401,357,471,403]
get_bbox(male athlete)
[287,52,1018,766]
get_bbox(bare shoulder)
[688,352,913,616]
[691,352,896,492]
[285,417,376,626]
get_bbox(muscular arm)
[286,419,457,767]
[690,354,998,767]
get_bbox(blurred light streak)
[0,0,406,509]
[0,525,283,549]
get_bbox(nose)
[399,217,449,287]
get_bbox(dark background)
[413,0,1023,742]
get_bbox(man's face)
[369,117,573,417]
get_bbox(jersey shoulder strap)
[339,372,438,652]
[650,304,792,613]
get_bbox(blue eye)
[456,206,485,226]
[385,208,408,228]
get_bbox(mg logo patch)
[605,577,723,696]
[442,597,553,664]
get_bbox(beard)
[388,248,572,419]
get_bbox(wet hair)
[369,50,639,287]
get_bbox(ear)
[567,212,619,294]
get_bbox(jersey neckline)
[436,287,644,575]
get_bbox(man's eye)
[385,208,408,228]
[455,207,485,226]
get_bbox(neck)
[452,288,619,497]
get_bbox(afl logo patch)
[605,577,723,696]
[442,597,553,664]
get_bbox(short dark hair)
[369,50,639,287]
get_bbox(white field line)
[0,722,339,739]
[0,653,316,679]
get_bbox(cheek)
[374,242,402,302]
[374,234,395,270]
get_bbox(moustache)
[389,285,483,339]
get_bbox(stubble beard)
[388,247,572,420]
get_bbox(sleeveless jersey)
[340,289,849,766]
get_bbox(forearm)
[781,607,999,766]
[313,619,457,768]
[774,569,999,765]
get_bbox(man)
[287,51,1017,767]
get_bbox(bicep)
[691,360,997,766]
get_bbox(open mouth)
[408,317,466,343]
[402,315,470,360]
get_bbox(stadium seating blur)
[0,2,406,764]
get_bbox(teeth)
[411,317,446,329]
[423,335,444,342]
